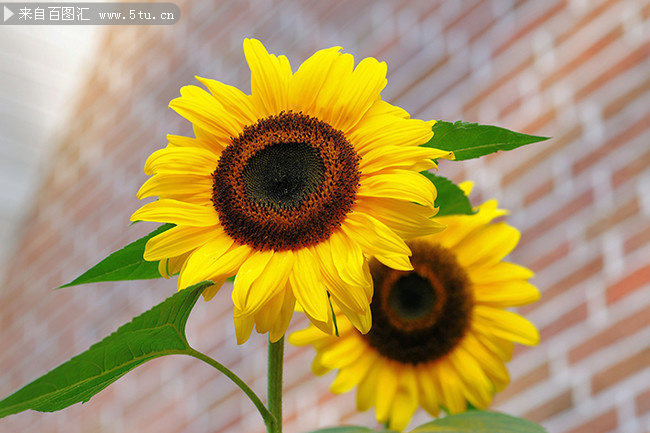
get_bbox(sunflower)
[289,187,540,430]
[131,39,451,344]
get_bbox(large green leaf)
[59,224,174,288]
[410,411,547,433]
[425,121,549,161]
[422,173,474,217]
[0,281,210,418]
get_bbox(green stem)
[267,336,285,433]
[187,348,275,430]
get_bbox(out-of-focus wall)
[0,1,648,433]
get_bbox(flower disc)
[212,112,360,251]
[364,241,473,364]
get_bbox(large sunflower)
[290,188,540,430]
[131,39,451,344]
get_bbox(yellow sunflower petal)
[388,367,419,431]
[463,332,510,391]
[470,261,535,284]
[473,280,541,307]
[243,38,292,116]
[375,360,399,423]
[289,46,342,114]
[131,199,218,227]
[342,212,413,271]
[473,306,540,346]
[233,311,255,345]
[166,133,225,153]
[268,288,296,343]
[331,295,372,335]
[144,147,220,176]
[432,200,507,249]
[359,144,449,174]
[355,196,444,240]
[330,349,374,394]
[233,250,293,317]
[454,222,520,269]
[435,359,467,414]
[178,240,250,290]
[348,115,433,155]
[319,333,367,370]
[358,169,437,208]
[448,346,494,409]
[356,355,382,412]
[289,248,330,324]
[144,225,224,261]
[169,85,244,139]
[328,231,372,305]
[137,173,213,200]
[416,364,441,417]
[196,76,259,125]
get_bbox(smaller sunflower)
[290,184,540,431]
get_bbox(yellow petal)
[166,133,225,153]
[448,346,493,409]
[137,173,213,200]
[432,200,507,249]
[435,359,467,414]
[289,248,331,324]
[473,306,540,346]
[243,38,292,116]
[473,280,541,307]
[289,46,342,114]
[196,76,260,125]
[355,196,444,240]
[319,333,367,370]
[358,169,437,208]
[331,295,372,335]
[416,365,441,417]
[454,222,520,268]
[169,85,243,139]
[144,225,222,261]
[348,115,432,155]
[388,367,418,431]
[356,356,382,411]
[131,199,219,227]
[330,349,374,394]
[342,212,413,271]
[233,311,255,345]
[462,332,510,391]
[375,360,399,423]
[144,147,219,176]
[178,241,250,290]
[359,144,447,174]
[470,262,535,284]
[268,288,296,343]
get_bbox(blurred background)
[0,0,648,432]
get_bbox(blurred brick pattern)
[1,1,648,432]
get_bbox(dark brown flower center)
[362,240,473,365]
[212,112,360,251]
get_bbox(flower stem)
[267,336,284,433]
[187,348,275,430]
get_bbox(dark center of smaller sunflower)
[212,112,360,251]
[242,142,324,211]
[362,241,473,365]
[388,273,437,321]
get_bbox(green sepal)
[421,172,474,217]
[425,121,549,161]
[59,223,175,288]
[0,281,211,418]
[410,411,547,432]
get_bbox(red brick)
[528,241,570,274]
[612,146,650,189]
[540,26,622,94]
[592,347,650,394]
[502,124,582,185]
[522,189,594,244]
[555,0,621,46]
[573,112,650,175]
[569,305,650,363]
[494,362,550,403]
[606,263,650,305]
[540,302,587,340]
[565,408,617,433]
[523,389,573,423]
[636,388,650,416]
[585,197,640,240]
[603,76,650,120]
[575,40,650,101]
[624,224,650,255]
[522,256,602,313]
[523,178,554,206]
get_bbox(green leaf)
[0,281,211,418]
[425,121,549,161]
[59,224,174,288]
[422,173,474,217]
[410,411,547,433]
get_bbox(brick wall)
[1,1,648,432]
